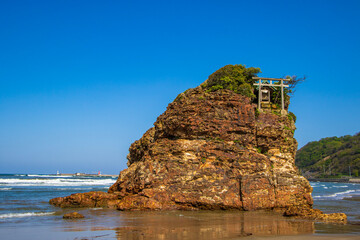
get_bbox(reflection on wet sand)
[114,211,314,240]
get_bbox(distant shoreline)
[307,178,360,183]
[57,173,118,177]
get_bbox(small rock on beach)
[63,212,85,219]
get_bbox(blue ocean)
[0,174,359,239]
[311,181,360,224]
[0,174,117,221]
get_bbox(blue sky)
[0,0,359,174]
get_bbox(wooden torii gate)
[252,77,290,115]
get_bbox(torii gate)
[252,77,290,115]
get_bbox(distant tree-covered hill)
[295,132,360,178]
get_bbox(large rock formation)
[50,79,346,223]
[107,87,310,211]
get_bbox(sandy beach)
[2,209,359,240]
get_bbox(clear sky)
[0,0,359,174]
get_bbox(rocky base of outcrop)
[49,191,119,208]
[284,206,347,223]
[50,191,347,223]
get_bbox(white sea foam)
[54,187,94,190]
[0,212,55,219]
[325,189,356,198]
[27,174,70,178]
[0,178,116,187]
[333,185,348,188]
[0,188,12,190]
[314,189,358,200]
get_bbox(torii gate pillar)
[252,77,290,115]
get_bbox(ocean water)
[310,181,360,224]
[0,174,359,239]
[0,174,117,222]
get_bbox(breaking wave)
[332,185,349,188]
[325,189,356,197]
[0,178,116,187]
[54,187,94,190]
[0,212,55,219]
[313,189,358,200]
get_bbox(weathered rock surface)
[50,86,346,223]
[284,206,347,223]
[50,191,119,208]
[106,87,310,211]
[63,212,85,219]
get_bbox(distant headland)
[296,132,360,180]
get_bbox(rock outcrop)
[283,206,347,223]
[50,191,119,208]
[63,212,85,219]
[50,82,346,223]
[107,87,310,211]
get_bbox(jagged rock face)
[107,87,313,211]
[49,191,119,208]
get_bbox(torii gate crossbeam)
[252,77,290,114]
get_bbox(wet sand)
[248,236,360,240]
[1,209,359,239]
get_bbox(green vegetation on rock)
[296,132,360,178]
[174,65,302,121]
[202,64,261,99]
[288,112,297,123]
[201,65,303,110]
